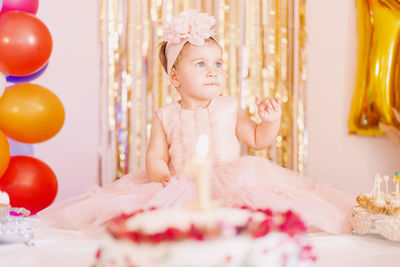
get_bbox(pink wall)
[33,0,100,202]
[31,0,399,204]
[306,0,400,195]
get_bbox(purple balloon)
[6,63,48,83]
[7,138,34,157]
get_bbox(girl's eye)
[195,62,205,67]
[215,62,222,68]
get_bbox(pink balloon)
[0,0,39,14]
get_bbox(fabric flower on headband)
[162,9,216,46]
[162,10,217,74]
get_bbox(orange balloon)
[0,83,65,143]
[0,130,10,177]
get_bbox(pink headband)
[162,10,216,74]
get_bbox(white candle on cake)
[183,134,211,210]
[370,179,377,196]
[384,175,389,196]
[375,174,382,198]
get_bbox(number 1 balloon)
[349,0,400,135]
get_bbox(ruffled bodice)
[155,96,240,175]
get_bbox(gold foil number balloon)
[349,0,400,136]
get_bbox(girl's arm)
[146,115,171,185]
[236,97,281,150]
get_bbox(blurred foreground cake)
[351,172,400,241]
[94,207,315,267]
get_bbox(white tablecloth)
[309,232,400,267]
[1,219,400,267]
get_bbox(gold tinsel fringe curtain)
[99,0,307,185]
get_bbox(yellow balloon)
[349,0,400,136]
[0,83,65,143]
[0,130,10,177]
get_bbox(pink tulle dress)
[38,96,353,235]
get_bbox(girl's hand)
[255,96,282,123]
[160,174,171,187]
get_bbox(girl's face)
[170,40,226,105]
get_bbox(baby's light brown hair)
[159,37,221,73]
[158,41,186,73]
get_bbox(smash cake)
[94,135,315,266]
[94,206,315,267]
[351,172,400,241]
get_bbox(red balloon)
[0,11,53,76]
[0,156,58,214]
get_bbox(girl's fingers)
[256,99,266,112]
[271,99,279,111]
[161,178,169,187]
[266,100,274,111]
[160,175,170,187]
[258,96,281,104]
[257,97,281,115]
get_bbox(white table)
[309,233,400,267]
[0,219,100,267]
[1,219,400,267]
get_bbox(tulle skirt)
[38,156,353,235]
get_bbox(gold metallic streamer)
[100,0,308,184]
[297,0,307,174]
